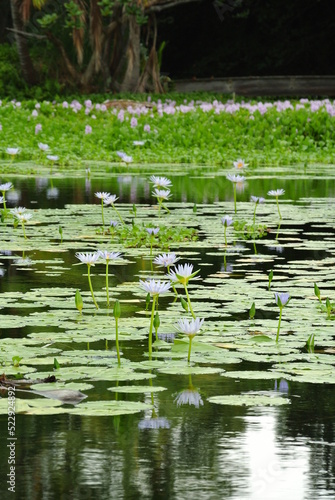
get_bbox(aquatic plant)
[0,182,13,217]
[227,174,245,214]
[250,196,265,225]
[274,292,291,342]
[146,227,159,256]
[11,209,33,239]
[104,194,125,225]
[75,252,100,309]
[95,191,111,227]
[175,317,204,363]
[113,300,121,364]
[98,251,122,307]
[139,279,171,357]
[167,264,200,319]
[221,215,233,246]
[152,188,171,215]
[268,189,285,219]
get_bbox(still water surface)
[0,170,335,500]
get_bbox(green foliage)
[233,220,267,240]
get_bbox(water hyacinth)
[274,292,291,342]
[75,252,100,309]
[227,174,245,214]
[139,279,171,357]
[98,250,122,307]
[268,189,285,219]
[85,125,92,134]
[175,317,204,362]
[221,215,233,246]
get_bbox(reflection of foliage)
[233,220,267,240]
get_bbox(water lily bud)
[268,270,273,290]
[145,292,151,310]
[113,299,121,319]
[180,296,188,312]
[154,311,160,330]
[54,358,60,369]
[75,289,83,313]
[314,282,321,302]
[249,302,256,320]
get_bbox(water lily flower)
[268,189,285,219]
[175,317,204,362]
[116,151,133,163]
[12,211,33,239]
[251,196,265,224]
[75,252,100,309]
[221,215,233,246]
[227,174,245,214]
[146,227,159,236]
[234,159,248,170]
[133,141,145,146]
[75,252,100,266]
[95,191,111,201]
[46,187,59,200]
[152,188,171,200]
[150,176,172,189]
[274,292,291,342]
[139,279,171,296]
[104,194,119,205]
[6,148,20,156]
[139,278,171,357]
[38,142,49,152]
[98,251,122,306]
[47,155,59,162]
[167,263,200,286]
[154,252,179,268]
[0,182,13,192]
[10,206,27,216]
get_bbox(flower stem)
[183,284,196,319]
[233,184,237,214]
[115,317,121,364]
[253,204,257,225]
[112,204,125,225]
[224,226,227,246]
[21,222,27,239]
[150,236,153,256]
[276,197,282,219]
[148,295,157,358]
[106,261,110,307]
[253,240,257,255]
[276,307,283,342]
[87,265,99,309]
[101,199,105,227]
[162,204,170,214]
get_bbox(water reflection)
[173,376,203,408]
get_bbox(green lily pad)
[207,393,290,406]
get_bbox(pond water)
[1,165,335,499]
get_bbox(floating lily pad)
[107,385,167,393]
[207,393,290,406]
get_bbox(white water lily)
[221,215,233,227]
[95,191,111,200]
[14,212,33,223]
[251,196,265,204]
[116,151,133,163]
[75,252,100,266]
[166,263,200,285]
[153,252,179,268]
[38,142,49,151]
[274,292,290,307]
[47,155,59,162]
[10,207,27,216]
[268,189,285,197]
[233,159,248,170]
[139,279,171,296]
[6,148,20,156]
[175,317,204,336]
[152,188,171,200]
[98,250,122,261]
[150,176,172,188]
[110,220,118,228]
[227,174,246,183]
[104,194,119,205]
[0,182,13,192]
[146,227,159,236]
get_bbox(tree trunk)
[9,0,38,84]
[0,0,11,43]
[112,12,141,92]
